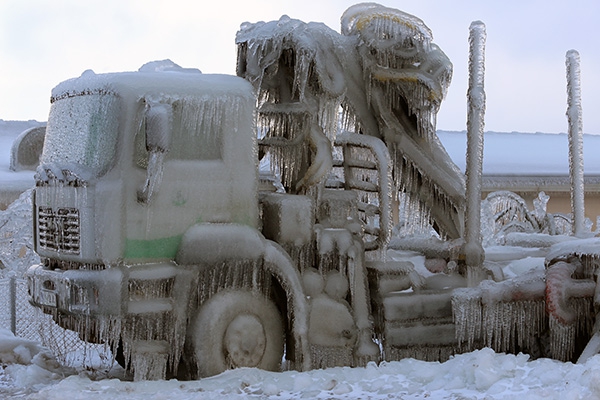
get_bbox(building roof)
[437,130,600,176]
[437,130,600,192]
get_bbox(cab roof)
[51,65,254,104]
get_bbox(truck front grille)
[38,207,81,254]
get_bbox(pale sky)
[1,0,599,134]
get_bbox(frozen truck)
[25,60,435,380]
[23,4,474,381]
[26,3,595,382]
[30,55,458,376]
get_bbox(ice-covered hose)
[545,259,595,324]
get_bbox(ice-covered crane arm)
[370,91,465,202]
[368,81,464,238]
[370,68,445,105]
[337,3,463,238]
[236,17,348,102]
[235,2,463,237]
[342,4,453,140]
[336,38,381,138]
[236,16,349,192]
[341,3,433,47]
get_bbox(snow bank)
[2,346,600,399]
[0,329,74,396]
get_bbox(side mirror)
[137,102,172,204]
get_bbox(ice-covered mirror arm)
[137,102,172,204]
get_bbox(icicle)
[386,345,455,363]
[453,271,550,357]
[548,297,593,361]
[130,340,169,381]
[35,311,118,369]
[580,254,599,280]
[452,287,483,350]
[196,260,270,306]
[259,98,328,190]
[481,299,546,354]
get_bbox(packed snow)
[2,327,600,399]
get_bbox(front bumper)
[26,264,124,316]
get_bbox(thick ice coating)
[566,49,585,237]
[237,3,464,238]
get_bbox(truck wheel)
[186,290,284,378]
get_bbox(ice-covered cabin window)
[42,92,120,176]
[169,98,224,160]
[134,97,225,167]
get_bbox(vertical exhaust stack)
[464,21,486,285]
[566,49,585,238]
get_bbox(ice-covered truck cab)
[33,66,258,265]
[26,64,315,380]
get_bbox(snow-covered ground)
[1,327,600,399]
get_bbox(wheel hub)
[224,313,267,367]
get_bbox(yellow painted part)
[355,13,418,34]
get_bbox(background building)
[439,130,600,228]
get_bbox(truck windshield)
[41,92,120,177]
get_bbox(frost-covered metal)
[237,3,465,239]
[566,49,585,238]
[464,21,486,281]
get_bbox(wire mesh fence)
[0,276,114,370]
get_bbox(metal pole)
[9,273,16,335]
[465,21,486,285]
[566,49,585,237]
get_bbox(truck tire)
[186,289,284,378]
